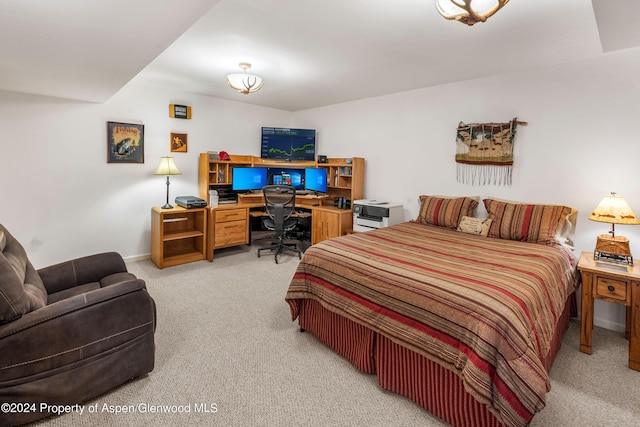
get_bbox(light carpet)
[32,244,640,426]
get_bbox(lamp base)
[594,234,633,266]
[161,203,173,209]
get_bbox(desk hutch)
[198,153,364,261]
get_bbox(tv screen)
[267,168,304,190]
[305,168,327,193]
[261,127,316,161]
[231,167,267,191]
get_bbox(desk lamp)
[589,192,640,265]
[154,156,181,209]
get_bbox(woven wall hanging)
[455,117,527,186]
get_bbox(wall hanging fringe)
[454,117,524,186]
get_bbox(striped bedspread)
[285,221,578,427]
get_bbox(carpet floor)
[32,244,640,426]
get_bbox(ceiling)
[1,0,638,112]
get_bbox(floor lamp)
[154,156,181,209]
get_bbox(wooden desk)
[206,199,351,261]
[237,192,326,207]
[578,251,640,371]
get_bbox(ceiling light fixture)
[435,0,510,26]
[226,62,263,95]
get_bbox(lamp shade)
[435,0,510,26]
[154,156,181,176]
[589,192,640,225]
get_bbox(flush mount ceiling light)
[226,62,264,94]
[435,0,510,26]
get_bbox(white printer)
[352,199,404,232]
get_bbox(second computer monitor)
[267,168,304,190]
[304,167,327,194]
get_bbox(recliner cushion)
[0,226,47,324]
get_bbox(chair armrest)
[0,279,155,381]
[0,278,151,338]
[37,252,128,294]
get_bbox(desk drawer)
[594,276,629,303]
[214,220,247,247]
[215,208,247,223]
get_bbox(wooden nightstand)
[577,251,640,371]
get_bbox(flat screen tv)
[231,167,267,192]
[267,168,304,190]
[304,168,327,194]
[261,127,316,161]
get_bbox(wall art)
[107,121,144,164]
[170,132,188,153]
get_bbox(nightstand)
[577,251,640,371]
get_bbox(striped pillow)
[415,196,479,229]
[484,199,572,244]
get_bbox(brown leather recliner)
[0,224,156,426]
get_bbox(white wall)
[2,47,639,332]
[293,47,640,332]
[0,82,292,267]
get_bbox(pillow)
[415,196,479,229]
[483,198,572,244]
[457,216,493,237]
[555,207,579,249]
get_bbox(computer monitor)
[304,167,327,194]
[231,167,267,192]
[267,168,304,190]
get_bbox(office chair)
[257,185,302,263]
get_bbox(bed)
[285,197,579,427]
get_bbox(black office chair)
[257,185,302,263]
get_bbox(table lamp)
[154,156,181,209]
[588,192,640,265]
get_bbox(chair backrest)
[0,224,48,324]
[262,185,296,233]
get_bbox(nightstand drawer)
[594,276,629,303]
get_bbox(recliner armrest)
[0,278,151,339]
[38,252,128,294]
[0,279,155,382]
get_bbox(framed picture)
[170,132,188,153]
[107,121,144,163]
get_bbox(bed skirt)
[297,294,575,427]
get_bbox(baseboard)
[124,254,151,263]
[594,317,626,333]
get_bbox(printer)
[352,199,403,232]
